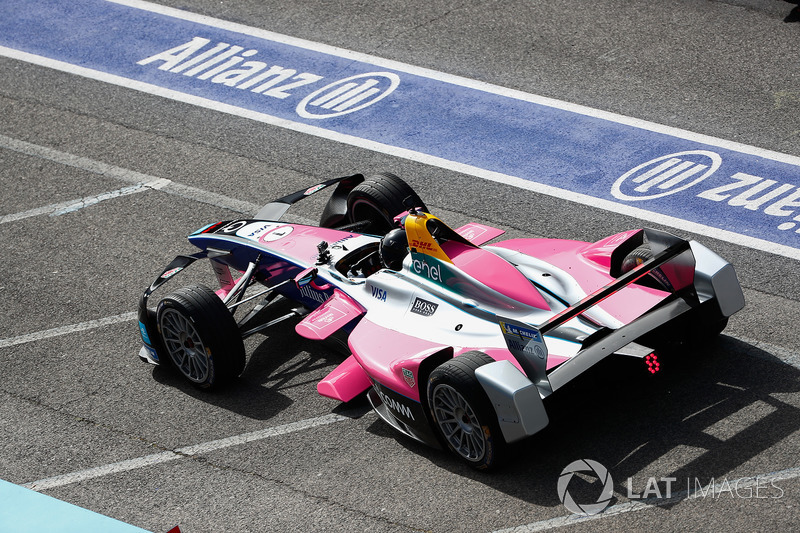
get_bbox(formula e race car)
[137,172,745,469]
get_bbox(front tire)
[157,285,245,390]
[346,172,427,235]
[427,351,505,470]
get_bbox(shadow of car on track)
[783,0,800,22]
[150,317,346,420]
[365,336,800,510]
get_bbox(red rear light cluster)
[645,353,660,374]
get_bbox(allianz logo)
[613,150,800,233]
[611,150,721,201]
[137,37,400,119]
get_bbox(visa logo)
[371,286,387,302]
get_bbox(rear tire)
[620,244,672,291]
[427,351,504,470]
[346,172,427,235]
[157,285,245,390]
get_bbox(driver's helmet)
[379,228,408,271]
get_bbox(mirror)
[294,267,318,288]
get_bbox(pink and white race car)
[138,172,745,469]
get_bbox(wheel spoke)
[432,383,487,462]
[159,308,210,383]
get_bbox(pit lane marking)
[22,414,347,491]
[0,182,168,224]
[0,312,138,349]
[0,133,323,225]
[0,133,261,217]
[490,464,800,532]
[2,3,800,260]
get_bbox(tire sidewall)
[157,298,219,389]
[348,195,395,234]
[156,285,245,389]
[427,354,503,470]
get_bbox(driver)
[379,227,408,271]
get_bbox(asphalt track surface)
[1,1,799,532]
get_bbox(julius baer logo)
[612,150,800,235]
[137,36,400,118]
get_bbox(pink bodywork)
[296,289,365,341]
[346,319,447,402]
[281,225,668,403]
[442,240,551,310]
[491,231,668,324]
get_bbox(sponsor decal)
[614,151,800,236]
[218,220,248,233]
[499,321,542,341]
[370,285,387,302]
[611,151,722,201]
[457,224,487,242]
[402,368,415,388]
[138,321,152,345]
[260,225,294,242]
[330,235,355,249]
[299,285,328,304]
[235,221,281,241]
[160,267,183,279]
[138,38,398,119]
[142,344,159,362]
[698,171,800,234]
[409,238,436,252]
[412,258,443,282]
[499,320,547,360]
[306,306,348,331]
[304,183,327,195]
[410,297,438,317]
[296,72,400,119]
[375,387,415,421]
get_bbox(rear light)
[644,353,660,374]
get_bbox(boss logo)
[410,297,438,317]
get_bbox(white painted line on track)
[52,180,170,215]
[22,413,347,491]
[0,312,138,349]
[491,465,800,532]
[0,133,261,216]
[2,36,799,261]
[0,133,321,222]
[0,181,168,224]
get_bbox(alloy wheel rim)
[160,308,210,383]
[431,384,486,462]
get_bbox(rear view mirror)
[294,267,318,288]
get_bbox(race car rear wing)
[482,228,743,443]
[541,228,694,336]
[498,228,744,394]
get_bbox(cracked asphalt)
[1,1,798,532]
